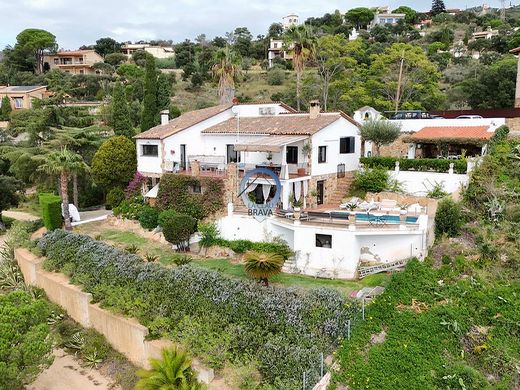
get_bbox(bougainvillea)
[38,230,358,388]
[125,171,147,199]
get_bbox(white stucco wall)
[311,117,361,175]
[390,170,469,196]
[217,214,428,279]
[136,139,162,174]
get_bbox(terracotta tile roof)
[134,104,233,139]
[201,113,343,135]
[54,50,96,56]
[409,126,493,142]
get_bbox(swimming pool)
[355,213,419,224]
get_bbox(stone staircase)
[327,174,355,206]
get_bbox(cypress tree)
[0,96,12,121]
[112,81,133,138]
[431,0,446,15]
[157,73,172,111]
[140,55,158,131]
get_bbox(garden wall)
[14,248,215,385]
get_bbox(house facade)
[134,101,361,210]
[44,50,104,75]
[371,12,406,27]
[0,85,48,110]
[121,44,175,59]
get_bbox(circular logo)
[239,168,281,221]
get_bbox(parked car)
[388,110,432,120]
[430,115,445,119]
[455,115,483,119]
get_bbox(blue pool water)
[355,213,419,224]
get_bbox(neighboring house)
[472,27,498,40]
[121,44,175,59]
[371,12,406,27]
[282,14,299,30]
[268,39,293,68]
[134,101,361,210]
[353,106,383,123]
[0,85,48,110]
[43,50,104,75]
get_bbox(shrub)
[158,209,177,227]
[244,251,284,286]
[38,193,62,230]
[172,254,192,266]
[161,213,197,251]
[267,67,285,85]
[38,230,353,387]
[139,206,159,230]
[91,136,136,191]
[113,197,146,220]
[198,222,220,247]
[157,174,224,219]
[125,171,147,199]
[352,167,389,193]
[105,187,125,209]
[360,157,467,174]
[435,198,463,238]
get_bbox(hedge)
[38,230,356,388]
[38,193,62,230]
[156,174,224,219]
[360,157,467,174]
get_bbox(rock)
[204,245,236,258]
[370,330,387,345]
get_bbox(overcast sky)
[0,0,504,49]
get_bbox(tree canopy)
[11,29,57,74]
[91,136,136,191]
[345,8,375,30]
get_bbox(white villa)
[134,102,442,280]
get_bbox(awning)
[234,135,309,152]
[144,183,160,198]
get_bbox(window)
[340,137,356,154]
[259,107,275,115]
[286,146,298,164]
[191,184,202,194]
[79,69,84,74]
[227,144,240,163]
[14,98,23,109]
[142,144,158,156]
[316,234,332,248]
[54,58,59,65]
[318,146,327,163]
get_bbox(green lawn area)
[75,223,391,294]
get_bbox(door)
[227,144,239,163]
[180,144,186,171]
[317,180,325,205]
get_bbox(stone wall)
[308,172,338,208]
[506,117,520,132]
[15,248,215,385]
[378,135,409,158]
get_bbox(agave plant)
[125,244,139,254]
[243,251,285,286]
[136,347,203,390]
[144,253,159,262]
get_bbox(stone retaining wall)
[15,248,215,384]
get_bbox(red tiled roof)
[54,50,96,56]
[410,126,493,141]
[201,113,343,135]
[134,104,233,139]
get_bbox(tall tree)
[91,136,136,191]
[345,7,375,30]
[283,25,315,111]
[431,0,446,16]
[111,81,133,137]
[0,175,24,231]
[38,148,88,230]
[94,37,121,57]
[13,29,57,74]
[212,46,241,105]
[0,96,12,121]
[141,56,158,131]
[392,6,418,24]
[156,73,173,111]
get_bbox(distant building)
[472,27,499,40]
[282,14,299,30]
[371,12,406,27]
[0,85,48,110]
[121,43,175,59]
[43,50,104,75]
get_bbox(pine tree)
[156,73,172,111]
[140,55,158,131]
[431,0,446,15]
[0,96,12,120]
[112,81,133,138]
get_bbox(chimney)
[160,109,169,125]
[309,100,320,119]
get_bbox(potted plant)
[266,152,273,166]
[346,202,357,223]
[291,197,303,219]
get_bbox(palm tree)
[244,251,285,286]
[38,147,89,231]
[212,46,241,105]
[283,25,315,111]
[136,347,203,390]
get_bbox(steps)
[358,258,408,278]
[327,174,355,206]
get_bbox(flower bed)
[38,230,357,388]
[360,157,467,174]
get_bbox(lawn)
[74,222,391,295]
